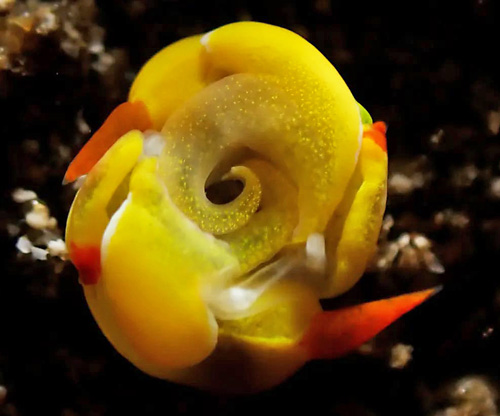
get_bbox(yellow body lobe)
[96,158,238,371]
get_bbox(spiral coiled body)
[65,22,389,392]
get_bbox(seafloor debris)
[0,0,112,74]
[388,172,419,195]
[11,187,37,203]
[489,177,500,199]
[487,109,500,135]
[433,376,499,416]
[448,162,500,199]
[0,0,15,13]
[434,209,470,229]
[16,234,48,260]
[25,200,58,230]
[11,188,68,261]
[389,343,414,369]
[388,156,432,195]
[0,384,7,405]
[430,129,445,146]
[472,79,500,137]
[357,334,415,370]
[370,213,446,274]
[451,164,480,189]
[375,229,445,274]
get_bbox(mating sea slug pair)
[64,22,436,393]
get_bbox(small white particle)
[25,202,56,230]
[413,234,430,249]
[422,250,445,274]
[306,233,326,272]
[390,343,413,369]
[430,129,444,145]
[48,239,68,259]
[388,173,414,194]
[16,235,33,254]
[397,233,411,248]
[31,246,49,261]
[142,131,165,157]
[12,188,37,203]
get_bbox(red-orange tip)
[299,287,439,360]
[64,101,152,183]
[69,242,102,285]
[373,121,387,134]
[364,121,387,153]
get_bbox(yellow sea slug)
[64,22,435,393]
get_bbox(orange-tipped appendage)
[300,288,438,360]
[64,101,152,183]
[69,242,101,285]
[363,121,387,153]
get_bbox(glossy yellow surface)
[66,22,388,393]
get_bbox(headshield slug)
[65,22,436,393]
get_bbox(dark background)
[1,0,500,415]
